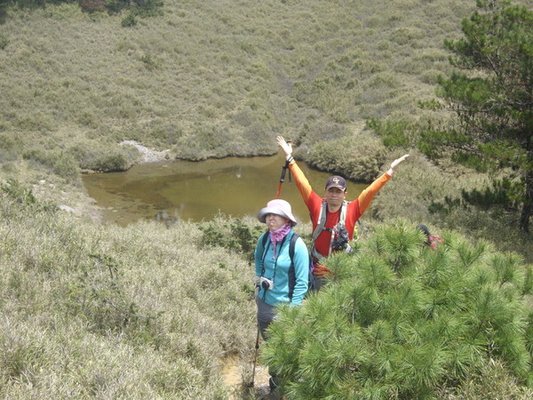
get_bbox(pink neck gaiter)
[269,224,292,258]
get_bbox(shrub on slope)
[262,220,532,399]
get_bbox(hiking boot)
[256,383,270,399]
[268,376,278,391]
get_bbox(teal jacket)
[255,230,309,306]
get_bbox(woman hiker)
[254,198,309,392]
[276,135,409,290]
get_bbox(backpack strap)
[259,231,289,278]
[287,232,299,302]
[311,201,328,243]
[259,232,270,276]
[260,231,304,302]
[261,230,269,247]
[338,201,347,229]
[311,200,348,259]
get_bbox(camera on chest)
[331,225,348,250]
[331,225,352,253]
[260,277,274,290]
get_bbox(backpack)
[260,232,314,300]
[311,200,349,259]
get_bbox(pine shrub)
[262,220,532,399]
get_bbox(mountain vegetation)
[263,221,532,398]
[0,0,531,398]
[421,0,532,233]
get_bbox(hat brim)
[326,184,346,191]
[257,207,297,226]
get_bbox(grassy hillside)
[0,0,474,166]
[0,187,262,399]
[0,1,531,398]
[1,184,531,399]
[2,0,530,258]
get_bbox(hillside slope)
[0,0,474,163]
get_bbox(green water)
[82,153,366,226]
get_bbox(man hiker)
[276,135,409,290]
[417,223,444,249]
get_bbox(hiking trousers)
[255,296,281,392]
[255,296,276,340]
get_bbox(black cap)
[325,175,347,191]
[417,224,431,237]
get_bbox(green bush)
[262,220,532,399]
[0,133,19,162]
[71,143,138,172]
[121,12,136,27]
[368,117,412,149]
[93,152,129,171]
[1,178,37,207]
[22,149,79,182]
[61,252,162,343]
[368,150,461,228]
[0,33,8,50]
[306,131,387,182]
[104,0,129,14]
[130,0,163,18]
[198,214,263,261]
[461,178,522,211]
[79,0,106,13]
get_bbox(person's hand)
[276,135,293,160]
[387,154,409,175]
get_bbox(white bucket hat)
[257,199,297,226]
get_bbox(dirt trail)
[221,354,270,399]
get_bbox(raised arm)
[358,154,409,213]
[276,135,293,162]
[387,154,409,176]
[276,135,315,204]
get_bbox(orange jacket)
[288,160,392,259]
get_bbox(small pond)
[82,153,366,226]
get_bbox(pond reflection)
[82,153,366,226]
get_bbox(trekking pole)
[249,325,261,387]
[275,159,291,198]
[250,285,267,388]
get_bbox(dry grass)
[0,194,260,398]
[0,1,531,398]
[0,1,477,165]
